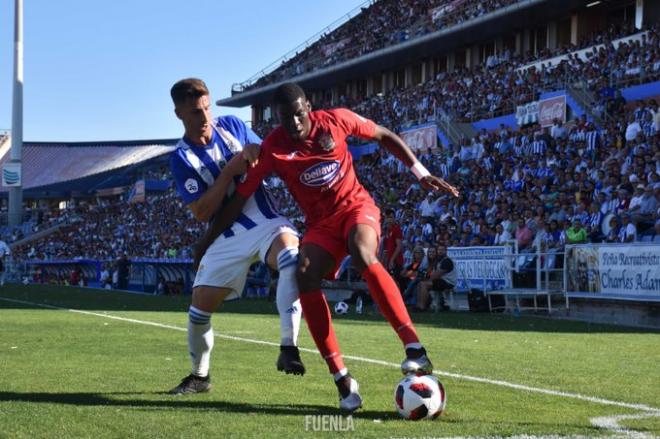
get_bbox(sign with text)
[565,243,660,301]
[448,246,513,292]
[538,95,566,127]
[516,95,566,127]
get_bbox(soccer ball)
[334,301,349,315]
[394,374,446,420]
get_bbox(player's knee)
[350,245,378,271]
[192,286,230,312]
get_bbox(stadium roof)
[0,137,178,196]
[218,0,593,108]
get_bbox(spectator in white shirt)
[625,115,642,142]
[493,223,512,245]
[618,215,637,242]
[419,193,438,220]
[629,185,645,210]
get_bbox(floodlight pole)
[8,0,23,227]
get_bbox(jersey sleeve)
[332,108,377,140]
[222,115,263,145]
[236,139,275,199]
[245,126,262,144]
[169,151,208,205]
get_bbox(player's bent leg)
[266,232,305,375]
[348,224,433,376]
[170,285,232,395]
[297,244,359,410]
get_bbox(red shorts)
[302,202,381,279]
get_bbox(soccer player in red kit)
[195,83,459,412]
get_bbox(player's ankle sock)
[188,306,214,377]
[405,346,427,359]
[362,261,420,346]
[275,246,302,346]
[298,290,345,374]
[334,371,353,398]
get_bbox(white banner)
[448,246,512,292]
[565,243,660,300]
[399,124,437,151]
[517,95,568,127]
[515,101,539,126]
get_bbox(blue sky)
[0,0,364,142]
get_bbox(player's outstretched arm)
[372,125,459,197]
[193,193,248,270]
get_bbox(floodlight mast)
[8,0,23,227]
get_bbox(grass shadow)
[0,391,391,419]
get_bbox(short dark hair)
[272,82,306,107]
[170,78,209,107]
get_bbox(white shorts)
[193,216,297,300]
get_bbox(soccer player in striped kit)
[168,78,305,394]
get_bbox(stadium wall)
[620,80,660,102]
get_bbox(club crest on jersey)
[318,132,335,151]
[300,161,340,187]
[185,178,199,194]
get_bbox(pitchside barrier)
[18,257,362,298]
[450,242,565,313]
[19,258,196,294]
[564,243,660,303]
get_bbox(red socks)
[298,262,420,375]
[299,290,345,374]
[362,261,420,346]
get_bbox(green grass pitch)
[1,285,658,438]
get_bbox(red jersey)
[237,108,377,225]
[383,223,403,266]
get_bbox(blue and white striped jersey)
[170,115,281,238]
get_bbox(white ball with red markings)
[394,374,446,420]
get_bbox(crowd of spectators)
[246,0,520,91]
[251,25,658,142]
[13,189,202,261]
[345,25,657,129]
[360,101,659,269]
[243,0,650,97]
[9,20,660,270]
[16,92,658,266]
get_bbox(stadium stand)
[241,0,522,91]
[3,0,659,303]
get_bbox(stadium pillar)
[404,66,412,88]
[251,106,259,125]
[331,86,339,106]
[522,29,531,53]
[366,77,374,97]
[547,22,557,50]
[635,0,643,30]
[447,54,455,72]
[8,0,23,227]
[570,15,578,45]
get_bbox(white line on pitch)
[2,295,659,418]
